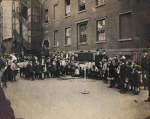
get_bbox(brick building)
[41,0,150,62]
[12,0,42,56]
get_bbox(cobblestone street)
[3,75,150,119]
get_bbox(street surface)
[3,75,150,119]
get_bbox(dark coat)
[102,55,108,61]
[120,63,127,81]
[27,64,33,72]
[141,55,150,72]
[95,54,101,68]
[0,86,15,119]
[36,64,42,73]
[126,66,132,79]
[109,62,115,78]
[0,57,6,70]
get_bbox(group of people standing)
[0,48,150,102]
[0,54,18,88]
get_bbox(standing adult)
[95,49,101,69]
[141,49,150,102]
[119,56,127,94]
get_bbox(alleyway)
[3,75,150,119]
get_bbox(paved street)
[3,75,150,119]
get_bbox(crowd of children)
[0,50,143,96]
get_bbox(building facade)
[12,0,42,56]
[0,0,13,55]
[41,0,150,62]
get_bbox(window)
[119,12,132,39]
[54,4,59,20]
[54,30,58,46]
[12,2,15,11]
[28,36,31,43]
[79,23,87,43]
[43,40,49,47]
[33,8,40,22]
[97,19,105,41]
[96,0,105,6]
[65,0,70,16]
[15,2,19,12]
[28,8,31,22]
[44,9,48,23]
[21,3,27,20]
[79,0,85,12]
[65,27,71,45]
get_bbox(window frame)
[54,30,58,46]
[65,27,71,46]
[65,0,70,17]
[78,0,85,12]
[119,11,132,42]
[54,4,59,21]
[78,22,87,44]
[32,8,40,23]
[96,19,106,42]
[44,9,48,23]
[95,0,105,7]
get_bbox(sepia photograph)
[0,0,150,119]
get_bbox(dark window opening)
[44,40,49,47]
[45,9,48,23]
[65,0,70,16]
[21,3,27,20]
[79,0,85,11]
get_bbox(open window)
[97,19,105,41]
[79,0,85,12]
[44,9,48,23]
[43,40,49,47]
[96,0,105,6]
[65,0,70,16]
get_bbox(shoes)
[129,89,133,91]
[144,99,150,102]
[134,91,139,95]
[120,91,126,94]
[118,90,122,92]
[108,86,112,88]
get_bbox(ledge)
[53,19,59,22]
[53,45,59,48]
[44,23,49,26]
[118,38,132,42]
[64,44,71,47]
[78,10,86,14]
[95,4,106,8]
[79,42,87,46]
[95,40,106,44]
[64,14,71,19]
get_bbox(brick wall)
[42,0,150,55]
